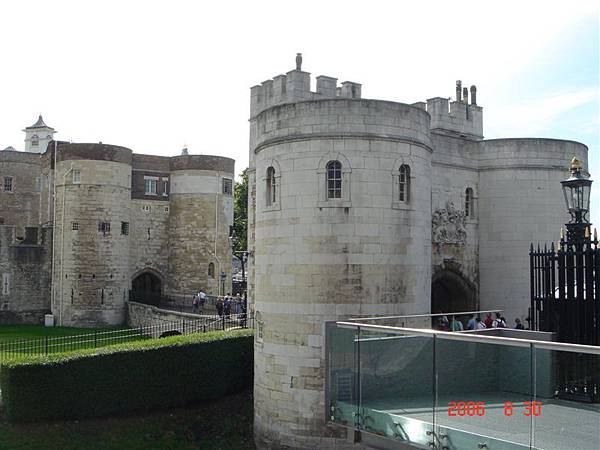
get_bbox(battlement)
[426,81,483,140]
[250,54,361,117]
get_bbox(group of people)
[191,290,207,313]
[436,312,526,331]
[215,293,246,317]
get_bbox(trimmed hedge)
[0,329,253,423]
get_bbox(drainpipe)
[58,162,74,326]
[50,141,57,321]
[213,173,222,294]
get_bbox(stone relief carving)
[432,201,467,245]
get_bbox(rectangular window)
[3,177,13,192]
[144,177,157,195]
[98,221,111,233]
[164,206,169,213]
[161,179,168,196]
[72,222,79,231]
[35,177,41,192]
[72,170,81,184]
[2,273,9,295]
[142,205,151,212]
[222,178,233,196]
[121,222,129,235]
[31,139,39,147]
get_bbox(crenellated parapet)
[250,57,362,117]
[427,94,483,140]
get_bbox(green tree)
[233,168,248,253]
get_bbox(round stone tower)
[167,155,235,297]
[249,68,433,448]
[51,143,132,327]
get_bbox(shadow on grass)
[0,388,254,450]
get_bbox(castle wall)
[478,138,588,324]
[129,199,170,279]
[431,133,480,301]
[167,157,234,297]
[51,144,133,327]
[0,151,41,235]
[0,225,52,324]
[251,97,432,449]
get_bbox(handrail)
[346,309,503,322]
[335,321,600,355]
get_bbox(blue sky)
[0,0,598,223]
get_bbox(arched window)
[266,166,276,206]
[208,262,215,278]
[465,187,474,217]
[399,165,410,202]
[326,160,342,199]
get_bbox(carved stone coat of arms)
[432,201,467,245]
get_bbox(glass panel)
[533,346,600,450]
[326,323,359,428]
[358,327,434,447]
[435,336,532,449]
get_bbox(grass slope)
[0,388,254,450]
[0,325,127,343]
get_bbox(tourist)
[484,313,493,328]
[199,289,206,312]
[234,293,242,314]
[438,316,450,331]
[216,296,224,317]
[476,317,486,330]
[450,316,464,332]
[492,312,506,328]
[192,295,198,313]
[466,314,477,330]
[224,293,232,317]
[514,318,524,330]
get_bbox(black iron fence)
[530,232,600,402]
[0,314,253,362]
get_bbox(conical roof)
[26,115,54,130]
[2,146,17,151]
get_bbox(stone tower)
[166,155,235,296]
[49,143,132,326]
[248,59,432,448]
[24,115,55,153]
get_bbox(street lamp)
[561,157,593,242]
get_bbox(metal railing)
[0,313,253,362]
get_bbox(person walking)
[192,295,198,313]
[224,293,232,317]
[216,296,224,317]
[484,313,493,329]
[514,318,524,330]
[450,316,464,332]
[199,289,206,312]
[476,317,486,330]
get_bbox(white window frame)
[2,273,10,295]
[263,161,281,212]
[144,176,158,195]
[392,158,415,211]
[161,179,168,196]
[72,170,81,184]
[317,152,351,208]
[222,178,233,196]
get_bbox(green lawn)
[0,324,141,360]
[0,388,255,450]
[0,325,125,343]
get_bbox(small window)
[465,187,474,217]
[142,205,151,212]
[161,180,168,196]
[98,221,111,233]
[144,178,157,195]
[72,222,79,231]
[121,222,129,235]
[266,167,276,206]
[72,170,81,184]
[326,161,342,199]
[222,178,233,196]
[208,262,215,278]
[35,177,41,192]
[3,177,13,192]
[31,137,39,147]
[164,206,169,213]
[399,165,410,203]
[2,273,9,295]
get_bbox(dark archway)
[131,271,162,305]
[431,269,476,314]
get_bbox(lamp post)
[561,157,593,243]
[228,228,248,296]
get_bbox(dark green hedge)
[0,329,253,423]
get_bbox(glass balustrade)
[326,319,600,450]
